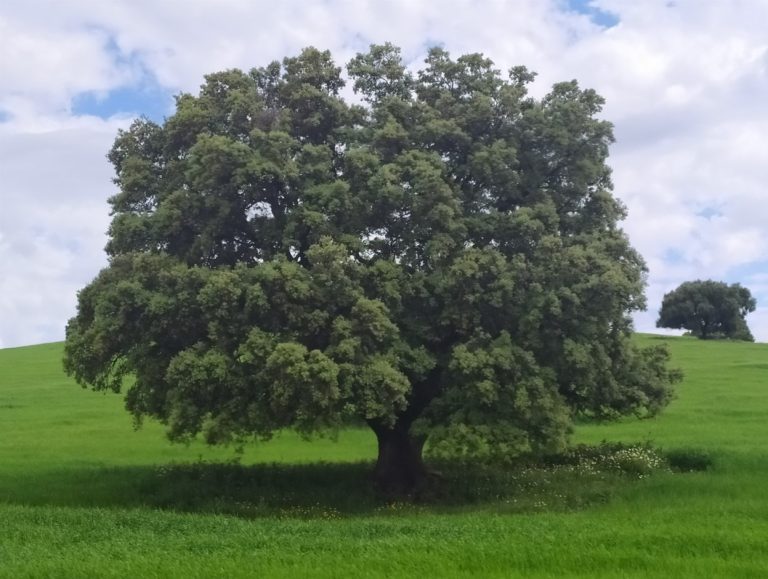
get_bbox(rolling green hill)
[1,335,767,577]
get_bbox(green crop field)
[1,335,767,577]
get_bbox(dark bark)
[371,424,428,496]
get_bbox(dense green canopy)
[657,280,756,341]
[65,44,680,492]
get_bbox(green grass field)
[1,335,767,577]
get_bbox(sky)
[1,0,767,348]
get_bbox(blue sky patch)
[0,109,10,123]
[663,248,686,265]
[724,261,768,289]
[72,30,175,122]
[696,206,723,220]
[567,0,620,28]
[72,83,174,122]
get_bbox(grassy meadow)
[1,335,767,577]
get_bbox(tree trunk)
[369,368,443,496]
[372,426,427,496]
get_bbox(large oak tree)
[65,44,680,494]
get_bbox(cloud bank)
[1,0,767,347]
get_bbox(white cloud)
[1,0,767,346]
[0,13,136,118]
[0,115,126,348]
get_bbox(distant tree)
[64,44,681,495]
[657,280,756,341]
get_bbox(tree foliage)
[657,280,756,341]
[64,44,681,493]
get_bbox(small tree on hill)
[64,44,681,495]
[657,280,756,341]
